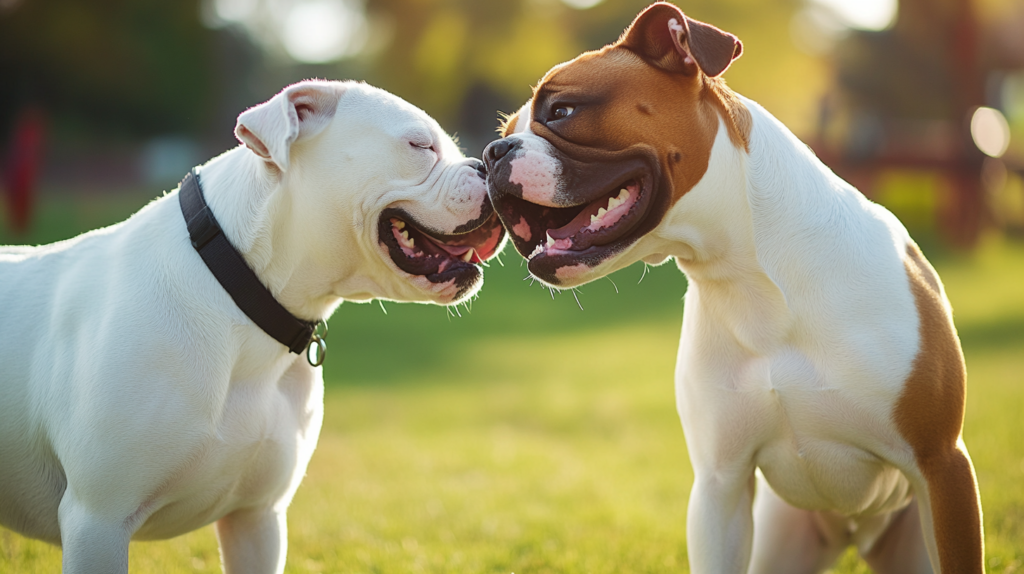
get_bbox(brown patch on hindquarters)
[894,242,983,573]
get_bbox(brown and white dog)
[483,3,984,573]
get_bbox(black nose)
[472,158,487,179]
[485,139,516,163]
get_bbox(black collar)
[178,170,326,363]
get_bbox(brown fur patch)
[894,242,983,573]
[704,76,751,152]
[529,46,748,204]
[499,110,520,137]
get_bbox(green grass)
[2,194,1023,573]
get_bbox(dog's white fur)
[0,80,492,573]
[503,88,977,571]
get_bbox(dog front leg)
[216,506,288,574]
[686,470,756,574]
[58,493,131,574]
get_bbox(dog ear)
[618,2,742,78]
[234,81,345,172]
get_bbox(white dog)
[0,79,505,573]
[484,3,982,573]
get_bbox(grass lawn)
[2,192,1023,573]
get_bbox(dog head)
[234,80,506,305]
[483,2,748,287]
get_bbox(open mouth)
[492,172,659,282]
[378,207,505,296]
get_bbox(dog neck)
[654,102,808,354]
[194,147,346,323]
[658,96,910,354]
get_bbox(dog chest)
[678,336,918,516]
[133,365,323,540]
[753,366,914,515]
[754,436,914,516]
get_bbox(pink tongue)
[437,243,472,257]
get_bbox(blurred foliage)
[0,0,223,140]
[358,0,823,151]
[2,0,1022,239]
[0,0,826,155]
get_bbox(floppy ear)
[618,2,742,78]
[234,81,345,172]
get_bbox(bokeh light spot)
[212,0,257,23]
[971,107,1011,158]
[811,0,896,31]
[560,0,604,10]
[282,0,367,63]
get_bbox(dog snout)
[484,138,518,170]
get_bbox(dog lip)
[489,160,667,286]
[491,167,654,256]
[377,206,506,286]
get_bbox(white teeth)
[546,232,555,247]
[393,219,405,230]
[397,229,415,249]
[461,249,474,262]
[597,207,607,217]
[605,189,630,212]
[607,189,629,210]
[591,214,599,224]
[529,244,544,259]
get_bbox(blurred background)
[1,0,1023,246]
[2,1,1024,572]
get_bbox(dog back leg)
[58,492,130,574]
[747,472,849,574]
[215,506,288,574]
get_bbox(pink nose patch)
[509,151,559,206]
[555,263,590,282]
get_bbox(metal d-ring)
[306,320,328,367]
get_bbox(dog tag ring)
[307,320,328,367]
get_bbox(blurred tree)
[0,0,220,140]
[1,0,827,163]
[356,0,818,153]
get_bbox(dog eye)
[552,105,575,120]
[409,141,436,153]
